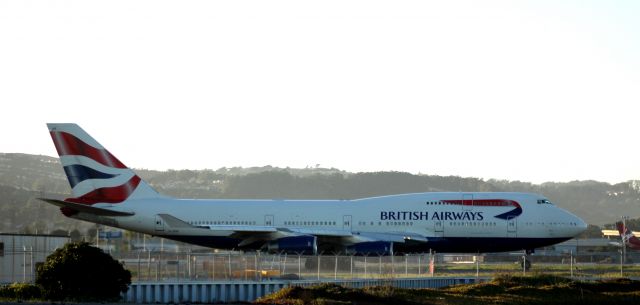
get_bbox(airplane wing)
[230,227,429,250]
[255,227,429,242]
[157,213,430,252]
[39,198,135,216]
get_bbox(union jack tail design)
[616,221,640,250]
[47,123,161,205]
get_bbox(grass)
[255,274,640,305]
[418,263,640,279]
[295,263,640,281]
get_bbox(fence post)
[22,246,26,283]
[350,256,353,279]
[364,255,367,279]
[391,253,395,278]
[256,253,260,281]
[570,250,573,278]
[160,239,164,280]
[193,255,198,280]
[429,251,434,277]
[187,250,191,280]
[244,256,248,281]
[176,254,180,281]
[137,250,141,282]
[29,246,34,282]
[282,254,287,275]
[334,255,338,280]
[228,253,232,280]
[147,250,151,281]
[405,254,408,276]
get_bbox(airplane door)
[507,216,517,237]
[154,215,164,232]
[462,194,473,211]
[265,215,274,226]
[434,220,444,237]
[343,215,352,232]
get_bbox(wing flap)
[153,214,280,232]
[205,225,278,232]
[285,227,352,237]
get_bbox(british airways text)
[380,211,484,221]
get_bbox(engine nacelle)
[346,241,393,256]
[266,235,317,255]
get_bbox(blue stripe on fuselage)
[494,207,523,220]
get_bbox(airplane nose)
[562,208,588,237]
[575,216,588,235]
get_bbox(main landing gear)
[520,249,533,271]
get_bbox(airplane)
[615,221,640,250]
[40,123,587,255]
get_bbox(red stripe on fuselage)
[65,175,141,205]
[50,131,126,169]
[442,199,521,208]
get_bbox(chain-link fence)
[113,250,640,282]
[117,251,434,282]
[3,248,640,284]
[0,248,49,283]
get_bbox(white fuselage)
[73,192,586,253]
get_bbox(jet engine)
[266,235,317,254]
[346,241,393,255]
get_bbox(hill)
[0,153,639,236]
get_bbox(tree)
[49,229,68,236]
[36,242,131,301]
[69,229,83,241]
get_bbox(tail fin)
[616,221,640,249]
[47,123,163,204]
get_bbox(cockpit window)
[537,199,553,205]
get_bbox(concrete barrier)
[123,277,481,303]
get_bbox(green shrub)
[36,242,131,301]
[0,283,42,300]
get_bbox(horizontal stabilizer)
[39,198,135,216]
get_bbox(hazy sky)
[1,1,639,184]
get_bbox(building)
[0,233,70,283]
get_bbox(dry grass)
[255,274,640,305]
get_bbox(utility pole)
[622,216,629,264]
[620,216,629,277]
